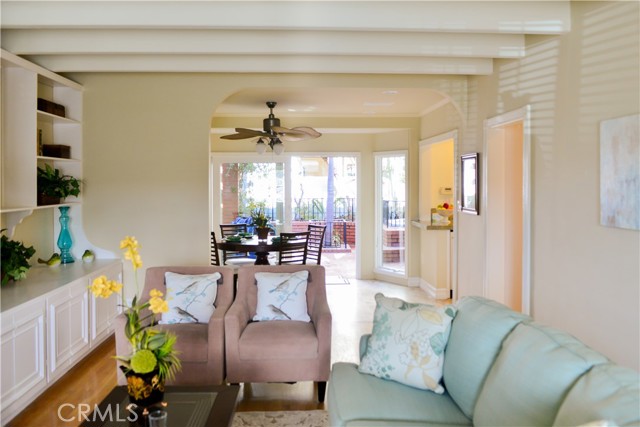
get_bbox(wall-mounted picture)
[600,114,639,230]
[461,152,479,215]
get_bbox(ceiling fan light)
[255,139,267,154]
[273,141,285,155]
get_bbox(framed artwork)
[461,152,479,215]
[600,114,639,230]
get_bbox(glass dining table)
[216,235,305,265]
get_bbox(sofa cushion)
[238,321,318,360]
[329,362,472,427]
[358,293,457,393]
[443,296,529,419]
[474,322,610,427]
[553,363,640,427]
[253,270,310,322]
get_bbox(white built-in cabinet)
[0,261,122,425]
[0,50,120,426]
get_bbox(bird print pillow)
[159,272,221,324]
[358,293,457,393]
[253,271,310,322]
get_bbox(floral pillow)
[253,271,310,322]
[358,293,457,393]
[159,272,221,324]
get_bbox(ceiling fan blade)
[220,128,270,140]
[291,126,322,138]
[272,126,322,140]
[271,126,307,137]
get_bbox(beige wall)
[429,1,639,369]
[63,73,463,290]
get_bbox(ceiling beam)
[1,1,571,34]
[1,29,525,58]
[24,53,493,74]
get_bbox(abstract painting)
[600,114,640,230]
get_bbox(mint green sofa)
[327,296,640,426]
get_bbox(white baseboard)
[407,277,421,288]
[416,278,451,300]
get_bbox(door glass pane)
[290,156,357,277]
[219,162,284,233]
[377,154,406,274]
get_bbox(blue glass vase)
[57,206,75,264]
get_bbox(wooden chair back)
[210,231,221,266]
[307,224,327,265]
[278,231,310,265]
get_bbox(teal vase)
[57,206,74,264]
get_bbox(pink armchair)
[114,266,234,386]
[224,265,332,401]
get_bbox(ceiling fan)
[221,101,321,154]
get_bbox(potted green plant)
[37,164,81,205]
[1,229,36,286]
[251,206,271,239]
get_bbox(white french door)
[374,151,408,277]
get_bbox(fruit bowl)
[436,209,454,217]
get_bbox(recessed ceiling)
[214,88,448,118]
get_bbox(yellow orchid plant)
[90,236,180,383]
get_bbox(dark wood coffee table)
[81,384,239,427]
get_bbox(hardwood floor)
[6,278,442,426]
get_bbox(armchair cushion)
[155,323,208,363]
[159,272,221,324]
[253,270,310,322]
[239,321,319,359]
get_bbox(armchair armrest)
[224,297,252,346]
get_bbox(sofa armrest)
[359,334,371,361]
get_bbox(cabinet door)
[90,263,123,346]
[46,279,89,382]
[0,298,46,421]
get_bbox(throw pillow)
[253,271,310,322]
[159,272,221,324]
[358,293,457,393]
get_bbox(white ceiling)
[1,0,571,117]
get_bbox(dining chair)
[210,231,221,266]
[278,231,310,265]
[219,224,254,267]
[307,224,327,265]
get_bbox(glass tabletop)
[104,392,217,427]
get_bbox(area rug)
[232,410,329,427]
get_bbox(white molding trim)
[408,277,421,288]
[482,105,532,315]
[418,279,451,300]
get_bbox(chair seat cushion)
[156,323,208,363]
[239,321,318,360]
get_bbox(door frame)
[482,105,532,314]
[419,130,458,300]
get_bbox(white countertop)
[1,259,121,312]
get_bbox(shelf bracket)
[3,210,34,238]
